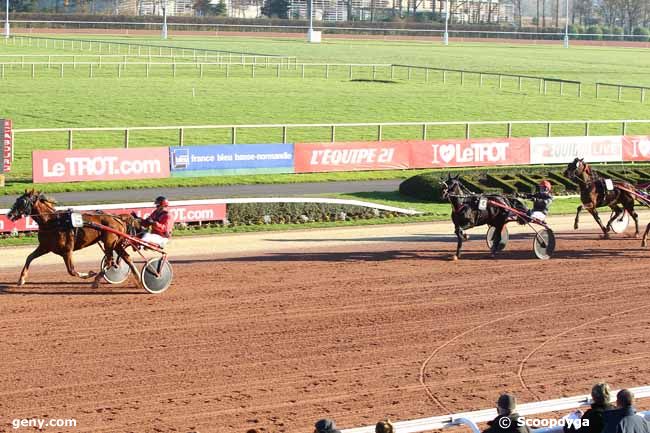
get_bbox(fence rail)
[596,82,650,103]
[12,119,650,149]
[2,35,298,66]
[392,64,582,96]
[342,385,650,433]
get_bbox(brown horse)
[564,158,639,238]
[7,189,141,288]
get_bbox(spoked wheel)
[486,225,509,251]
[101,251,130,285]
[140,258,173,294]
[609,210,630,234]
[533,228,556,260]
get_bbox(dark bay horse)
[7,190,141,288]
[564,158,639,238]
[441,175,512,260]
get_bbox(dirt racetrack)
[1,227,650,433]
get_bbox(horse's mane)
[38,193,57,206]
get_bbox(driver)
[519,180,554,222]
[133,196,173,248]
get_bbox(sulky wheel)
[609,210,630,234]
[533,228,556,260]
[486,225,509,251]
[101,251,130,285]
[140,258,173,294]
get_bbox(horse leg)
[17,244,50,286]
[490,223,503,258]
[588,209,609,239]
[121,253,144,290]
[605,206,622,233]
[453,226,464,260]
[643,223,650,247]
[629,209,640,238]
[574,205,583,230]
[62,251,97,280]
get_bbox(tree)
[193,0,212,15]
[9,0,36,12]
[262,0,289,18]
[214,0,227,15]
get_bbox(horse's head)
[7,189,40,221]
[564,157,587,180]
[441,174,463,200]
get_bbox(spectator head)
[591,383,611,405]
[497,393,517,415]
[376,419,394,433]
[616,389,634,408]
[314,418,341,433]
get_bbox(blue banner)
[169,143,294,177]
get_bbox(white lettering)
[431,142,509,164]
[42,159,66,177]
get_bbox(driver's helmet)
[538,180,552,193]
[154,196,169,207]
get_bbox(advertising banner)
[294,141,411,173]
[32,147,170,183]
[529,136,623,164]
[2,119,12,173]
[0,202,226,234]
[169,144,294,177]
[409,137,530,168]
[622,136,650,161]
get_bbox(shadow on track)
[0,281,143,296]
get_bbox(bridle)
[443,179,478,213]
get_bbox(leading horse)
[7,189,141,288]
[441,175,513,260]
[564,158,639,238]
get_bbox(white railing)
[342,385,650,433]
[12,119,650,149]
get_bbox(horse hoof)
[642,240,647,248]
[452,255,459,261]
[574,224,579,230]
[17,279,25,286]
[463,234,470,241]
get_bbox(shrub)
[632,27,650,42]
[586,25,603,40]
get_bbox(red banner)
[2,119,12,173]
[294,141,411,173]
[622,136,650,161]
[0,203,226,234]
[409,138,530,168]
[32,147,170,183]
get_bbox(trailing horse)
[441,175,513,260]
[7,189,142,288]
[563,158,639,238]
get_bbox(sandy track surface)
[2,216,650,433]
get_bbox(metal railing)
[596,82,650,103]
[12,119,650,149]
[392,64,582,96]
[342,385,650,433]
[0,62,389,80]
[2,35,297,66]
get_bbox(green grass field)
[2,35,650,190]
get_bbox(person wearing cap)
[602,389,650,433]
[314,418,341,433]
[483,393,531,433]
[565,383,614,433]
[376,419,394,433]
[514,180,554,223]
[133,196,173,248]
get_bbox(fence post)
[68,130,73,150]
[301,63,305,79]
[578,83,582,98]
[544,80,548,95]
[200,63,203,78]
[331,125,336,142]
[408,67,411,80]
[282,126,288,143]
[465,123,470,139]
[373,65,377,80]
[377,124,382,141]
[443,70,447,83]
[31,63,35,79]
[422,124,427,140]
[546,122,552,137]
[585,122,590,136]
[618,86,622,101]
[89,63,93,78]
[596,83,600,98]
[622,121,627,135]
[124,129,129,148]
[276,63,280,78]
[231,127,237,144]
[507,122,512,138]
[325,64,329,79]
[518,76,522,91]
[179,128,184,146]
[642,88,646,103]
[146,63,150,78]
